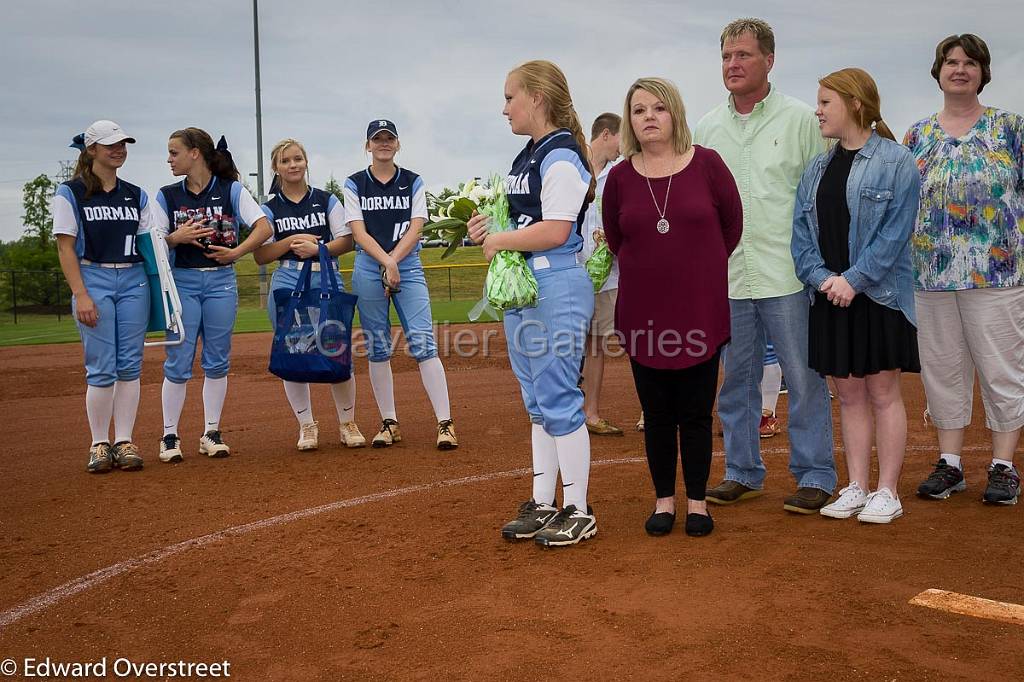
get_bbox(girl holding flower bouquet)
[467,60,597,547]
[343,120,457,451]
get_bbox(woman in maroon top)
[604,77,742,537]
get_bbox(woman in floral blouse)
[904,33,1024,507]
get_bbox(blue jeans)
[718,291,836,492]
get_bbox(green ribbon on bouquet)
[585,241,612,292]
[478,176,538,312]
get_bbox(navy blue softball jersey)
[260,188,349,261]
[52,178,152,263]
[506,128,592,258]
[343,167,427,253]
[152,176,265,269]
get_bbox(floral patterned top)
[903,108,1024,290]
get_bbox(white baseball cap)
[84,120,136,146]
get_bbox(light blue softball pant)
[74,262,149,387]
[351,252,437,363]
[503,256,594,437]
[163,266,238,383]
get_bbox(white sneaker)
[198,430,230,458]
[297,421,319,451]
[339,421,366,448]
[820,482,868,519]
[857,488,903,524]
[159,434,183,463]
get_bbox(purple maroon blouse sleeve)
[602,162,623,255]
[704,148,743,256]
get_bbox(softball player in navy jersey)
[343,120,457,451]
[467,60,597,547]
[54,120,152,474]
[253,138,366,451]
[151,127,272,462]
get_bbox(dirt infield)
[1,326,1022,680]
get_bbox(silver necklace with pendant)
[641,154,672,234]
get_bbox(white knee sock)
[202,376,228,432]
[86,385,115,445]
[331,378,356,423]
[282,380,314,425]
[418,357,451,422]
[554,423,591,512]
[368,360,397,420]
[531,424,559,506]
[113,379,141,443]
[161,379,187,437]
[761,362,782,415]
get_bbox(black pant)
[630,352,720,501]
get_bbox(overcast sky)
[1,0,1022,241]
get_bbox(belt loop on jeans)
[79,259,140,269]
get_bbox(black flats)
[685,511,714,537]
[644,511,676,536]
[646,509,714,536]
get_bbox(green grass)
[0,314,84,346]
[234,246,489,303]
[0,246,494,347]
[0,300,496,347]
[232,244,487,275]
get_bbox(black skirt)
[808,292,920,378]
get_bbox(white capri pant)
[915,286,1024,432]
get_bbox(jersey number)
[517,215,533,230]
[393,221,410,242]
[123,235,138,257]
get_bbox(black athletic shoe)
[501,499,558,540]
[917,459,966,499]
[983,463,1020,505]
[534,505,597,547]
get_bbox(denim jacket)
[790,132,921,325]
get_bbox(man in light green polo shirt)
[694,17,836,514]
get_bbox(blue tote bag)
[269,244,357,383]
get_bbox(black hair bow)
[70,133,86,151]
[216,135,233,165]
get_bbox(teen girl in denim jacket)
[791,68,921,525]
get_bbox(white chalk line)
[0,444,993,632]
[0,458,645,632]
